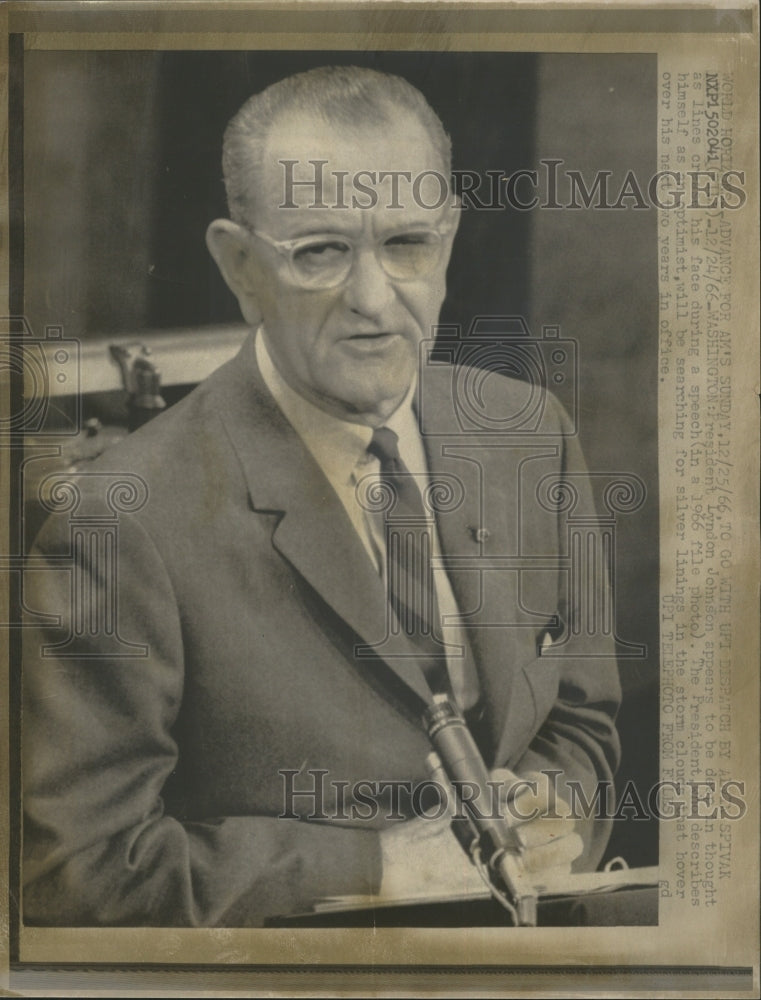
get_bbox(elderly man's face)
[226,110,458,424]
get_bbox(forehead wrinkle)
[248,109,447,223]
[261,106,434,168]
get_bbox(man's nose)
[341,247,395,319]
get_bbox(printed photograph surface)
[1,4,758,996]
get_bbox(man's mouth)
[348,331,395,341]
[339,331,404,356]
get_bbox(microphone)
[423,693,538,926]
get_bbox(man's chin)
[319,378,414,425]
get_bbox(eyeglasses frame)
[243,214,458,289]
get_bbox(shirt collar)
[385,378,423,468]
[255,328,418,486]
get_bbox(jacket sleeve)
[512,392,622,871]
[22,507,382,927]
[512,663,621,872]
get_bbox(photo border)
[1,2,758,996]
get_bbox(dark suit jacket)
[22,332,621,926]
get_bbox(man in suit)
[22,66,621,926]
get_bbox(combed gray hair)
[222,65,452,224]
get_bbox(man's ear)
[205,219,262,327]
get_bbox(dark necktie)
[367,427,451,695]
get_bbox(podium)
[267,869,659,928]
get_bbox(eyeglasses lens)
[290,233,443,288]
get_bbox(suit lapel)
[268,458,433,706]
[215,334,432,706]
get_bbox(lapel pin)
[469,526,490,543]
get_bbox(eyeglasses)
[246,221,456,290]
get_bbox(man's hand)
[491,768,584,887]
[378,768,583,900]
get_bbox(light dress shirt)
[255,329,479,709]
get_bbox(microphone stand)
[423,693,538,927]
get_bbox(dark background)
[23,49,659,867]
